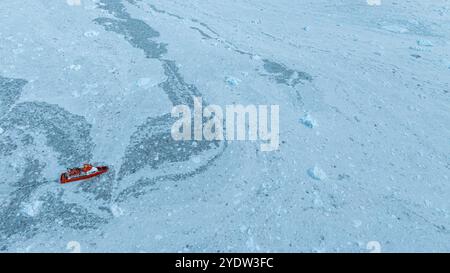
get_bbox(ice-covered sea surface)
[0,0,449,252]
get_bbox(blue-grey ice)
[0,0,450,252]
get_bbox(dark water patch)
[1,102,94,166]
[0,159,47,248]
[40,193,107,230]
[94,0,227,196]
[0,158,109,249]
[191,27,213,40]
[94,17,168,59]
[196,21,219,36]
[79,164,116,202]
[21,134,34,146]
[96,0,130,19]
[0,79,108,249]
[0,136,17,156]
[147,3,184,20]
[125,0,184,19]
[117,59,223,181]
[159,60,202,106]
[0,100,101,249]
[117,59,226,191]
[117,141,225,201]
[94,0,167,59]
[118,113,221,179]
[0,76,27,118]
[262,59,312,87]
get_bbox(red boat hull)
[60,166,109,184]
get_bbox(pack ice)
[0,0,449,252]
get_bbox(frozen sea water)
[0,0,449,252]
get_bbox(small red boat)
[60,164,109,184]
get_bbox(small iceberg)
[308,166,327,181]
[417,39,433,47]
[300,113,317,129]
[225,76,241,87]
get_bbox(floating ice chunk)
[110,204,124,217]
[313,191,324,207]
[417,39,433,47]
[137,78,151,87]
[409,46,431,52]
[137,77,157,87]
[251,54,261,60]
[353,220,362,228]
[84,30,99,37]
[0,127,3,134]
[225,76,241,87]
[308,166,327,181]
[240,225,248,233]
[22,201,43,217]
[367,0,381,6]
[69,64,82,71]
[367,241,382,253]
[72,90,80,98]
[300,114,317,128]
[67,0,81,6]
